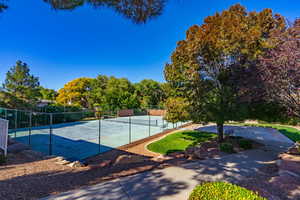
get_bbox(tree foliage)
[134,79,164,108]
[0,0,166,23]
[56,77,93,108]
[164,97,189,123]
[103,77,138,110]
[39,87,58,101]
[259,19,300,118]
[3,61,41,106]
[56,76,164,111]
[164,4,285,141]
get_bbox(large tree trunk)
[217,123,224,142]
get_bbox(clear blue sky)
[0,0,298,90]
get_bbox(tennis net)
[103,116,163,127]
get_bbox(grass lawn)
[229,123,300,142]
[147,130,216,155]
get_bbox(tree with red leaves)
[259,19,300,118]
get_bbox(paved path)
[42,126,294,200]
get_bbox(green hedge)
[189,182,266,200]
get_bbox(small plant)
[220,142,235,153]
[238,139,253,149]
[189,182,266,200]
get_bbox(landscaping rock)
[67,161,85,168]
[55,159,71,165]
[287,146,300,155]
[168,152,185,158]
[89,160,112,169]
[113,155,146,166]
[53,156,65,161]
[186,146,197,154]
[192,149,205,160]
[7,142,30,153]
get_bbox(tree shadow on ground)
[0,147,188,200]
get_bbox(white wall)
[0,118,8,156]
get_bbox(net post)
[98,116,101,153]
[49,113,53,155]
[29,112,32,145]
[129,116,131,143]
[14,109,17,138]
[148,114,151,137]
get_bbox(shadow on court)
[14,133,113,161]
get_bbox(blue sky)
[0,0,298,90]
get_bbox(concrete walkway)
[42,126,294,200]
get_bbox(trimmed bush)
[238,139,253,149]
[189,182,266,200]
[220,142,234,153]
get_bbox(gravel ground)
[0,123,298,200]
[0,124,198,200]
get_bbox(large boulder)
[67,161,85,168]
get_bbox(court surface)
[10,115,183,161]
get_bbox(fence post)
[148,114,151,137]
[162,118,164,130]
[4,109,7,119]
[14,109,17,138]
[29,112,32,145]
[129,116,131,143]
[49,113,53,155]
[98,117,101,153]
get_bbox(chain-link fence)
[0,107,188,161]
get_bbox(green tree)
[104,77,138,111]
[135,79,164,109]
[3,61,41,106]
[39,87,58,101]
[89,75,109,109]
[164,97,190,123]
[164,4,285,141]
[0,90,30,109]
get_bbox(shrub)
[220,142,234,153]
[189,182,266,200]
[238,139,253,149]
